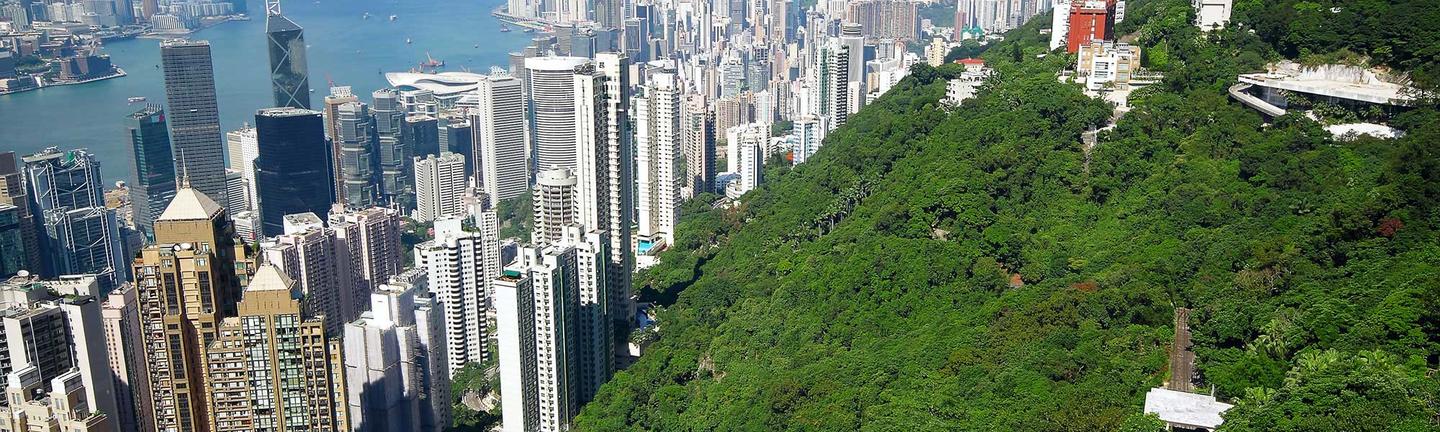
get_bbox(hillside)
[578,2,1440,430]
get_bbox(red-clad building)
[1066,0,1116,53]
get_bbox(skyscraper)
[203,264,341,432]
[125,104,176,238]
[404,114,440,159]
[323,87,361,201]
[23,148,125,287]
[0,274,118,430]
[342,269,452,432]
[635,72,682,247]
[524,56,590,172]
[471,72,529,202]
[262,212,345,334]
[373,89,409,207]
[160,39,229,209]
[414,216,499,377]
[682,96,717,197]
[329,206,403,323]
[413,152,466,223]
[224,125,258,213]
[586,52,635,336]
[495,245,569,432]
[134,185,256,432]
[0,152,40,276]
[0,205,24,277]
[265,6,311,109]
[793,114,827,164]
[254,107,333,237]
[532,167,578,245]
[496,243,580,432]
[102,283,154,432]
[336,100,379,208]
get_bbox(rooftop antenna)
[177,149,191,188]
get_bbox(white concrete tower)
[635,72,683,247]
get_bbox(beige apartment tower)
[132,184,256,432]
[203,265,342,432]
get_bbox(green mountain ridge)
[578,1,1440,430]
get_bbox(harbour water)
[0,0,532,184]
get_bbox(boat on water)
[127,96,146,104]
[523,27,535,33]
[420,52,444,69]
[405,38,412,44]
[500,24,510,32]
[389,14,398,21]
[362,12,370,19]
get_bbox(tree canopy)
[577,1,1440,430]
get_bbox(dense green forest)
[577,0,1440,430]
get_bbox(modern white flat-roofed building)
[1143,387,1234,431]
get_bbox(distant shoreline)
[0,67,127,96]
[137,14,249,39]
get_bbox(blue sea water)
[0,0,531,184]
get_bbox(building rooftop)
[384,71,489,98]
[1238,61,1417,106]
[247,265,295,292]
[1143,388,1234,431]
[157,187,223,221]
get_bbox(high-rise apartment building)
[0,152,40,276]
[102,283,153,432]
[635,72,682,247]
[531,167,578,245]
[254,107,333,236]
[202,265,341,432]
[125,104,176,238]
[682,96,717,198]
[342,268,451,432]
[495,243,580,432]
[133,185,256,432]
[738,134,764,195]
[413,152,467,223]
[329,206,403,322]
[845,0,918,40]
[265,9,311,109]
[160,39,229,208]
[793,115,827,164]
[586,52,635,335]
[817,38,852,129]
[414,216,500,377]
[0,274,118,430]
[0,367,111,430]
[470,72,528,202]
[262,212,345,334]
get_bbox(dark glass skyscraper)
[160,39,229,209]
[266,13,311,109]
[126,105,177,237]
[254,108,333,236]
